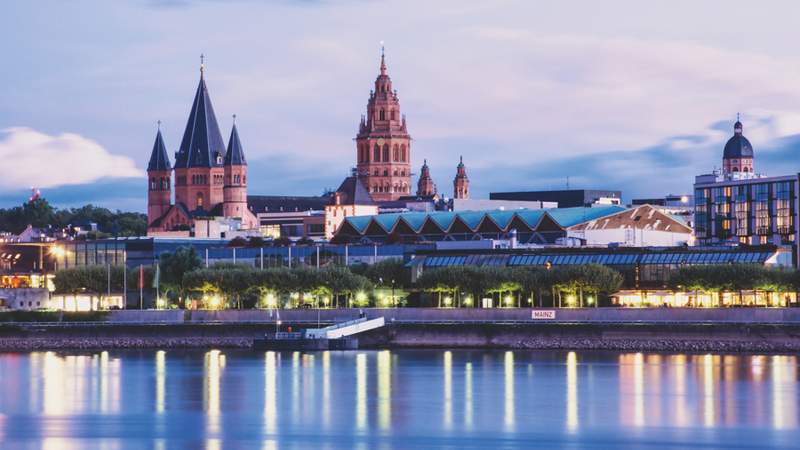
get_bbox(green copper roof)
[546,205,626,228]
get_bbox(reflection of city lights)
[504,351,515,431]
[377,350,391,431]
[566,351,578,432]
[356,353,367,432]
[464,361,473,429]
[444,351,452,428]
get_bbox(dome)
[723,121,753,159]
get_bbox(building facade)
[490,189,622,207]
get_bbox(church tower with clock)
[354,48,412,202]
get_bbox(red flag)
[138,265,144,290]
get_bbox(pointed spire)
[225,116,247,166]
[734,113,743,134]
[379,42,387,76]
[200,53,205,79]
[148,124,171,172]
[174,63,227,168]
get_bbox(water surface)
[0,349,798,449]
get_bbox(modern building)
[406,245,793,307]
[147,60,257,234]
[693,118,798,265]
[490,189,622,207]
[247,195,329,240]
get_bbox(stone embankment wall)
[2,308,800,352]
[104,307,800,324]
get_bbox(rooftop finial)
[200,53,205,78]
[232,113,236,125]
[379,41,387,75]
[737,112,740,122]
[157,120,161,131]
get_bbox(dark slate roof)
[174,75,227,169]
[247,195,330,213]
[332,176,375,205]
[147,129,171,171]
[723,133,754,159]
[224,123,246,166]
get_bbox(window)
[401,144,407,162]
[374,144,381,162]
[753,183,770,235]
[391,110,395,120]
[380,110,385,120]
[383,144,390,162]
[196,193,204,209]
[393,144,399,161]
[775,181,793,236]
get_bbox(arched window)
[374,169,379,176]
[400,144,406,162]
[373,145,380,162]
[391,110,395,120]
[733,167,739,172]
[383,169,389,176]
[393,144,399,161]
[196,192,204,209]
[382,144,389,162]
[380,110,385,121]
[150,178,156,190]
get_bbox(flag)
[138,265,144,290]
[152,263,160,289]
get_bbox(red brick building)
[147,62,257,233]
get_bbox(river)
[0,349,797,449]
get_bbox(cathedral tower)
[223,116,248,219]
[147,124,172,226]
[453,156,469,199]
[173,58,226,212]
[355,48,412,202]
[416,159,436,197]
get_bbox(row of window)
[372,184,409,194]
[357,142,408,163]
[149,177,170,191]
[695,181,795,239]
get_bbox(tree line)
[51,246,800,309]
[0,198,146,237]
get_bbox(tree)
[159,246,202,302]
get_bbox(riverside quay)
[0,237,796,310]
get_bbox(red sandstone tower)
[173,61,226,212]
[416,159,436,197]
[355,48,412,202]
[453,156,469,199]
[223,117,248,219]
[147,125,172,226]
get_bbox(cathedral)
[147,59,257,234]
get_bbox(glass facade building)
[694,173,798,265]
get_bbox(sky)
[3,0,800,211]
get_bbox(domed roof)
[723,120,754,159]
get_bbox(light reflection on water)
[0,349,798,449]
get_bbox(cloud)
[0,127,142,190]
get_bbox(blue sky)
[3,0,800,211]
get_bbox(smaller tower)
[223,115,248,219]
[453,156,469,199]
[416,159,436,197]
[722,114,754,175]
[147,123,172,226]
